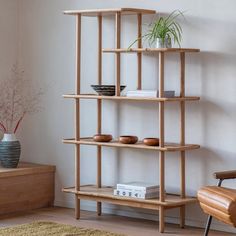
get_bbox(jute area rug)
[0,221,125,236]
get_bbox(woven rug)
[0,221,125,236]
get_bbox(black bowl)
[91,85,126,96]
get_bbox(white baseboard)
[54,200,236,234]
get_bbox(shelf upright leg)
[159,52,165,233]
[75,13,81,220]
[180,52,186,228]
[115,12,121,96]
[137,13,142,90]
[97,14,103,216]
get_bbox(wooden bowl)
[119,135,138,144]
[93,134,112,142]
[143,138,159,146]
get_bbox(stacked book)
[113,182,160,199]
[126,90,175,98]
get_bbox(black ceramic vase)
[0,134,21,168]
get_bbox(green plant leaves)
[128,10,184,48]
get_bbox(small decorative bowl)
[93,134,113,142]
[143,138,159,146]
[91,85,126,96]
[119,135,138,144]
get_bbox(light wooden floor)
[0,207,234,236]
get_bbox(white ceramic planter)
[2,133,17,142]
[156,38,172,48]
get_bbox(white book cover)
[113,189,159,199]
[117,181,159,191]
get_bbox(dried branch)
[0,64,43,133]
[14,112,25,134]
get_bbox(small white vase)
[2,133,17,142]
[156,38,172,48]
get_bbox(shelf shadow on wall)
[198,50,236,187]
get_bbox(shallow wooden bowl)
[143,138,159,146]
[93,134,113,142]
[119,135,138,144]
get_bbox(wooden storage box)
[0,162,55,215]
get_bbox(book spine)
[127,92,157,95]
[116,186,159,194]
[132,191,159,199]
[116,184,158,192]
[126,91,175,98]
[114,189,132,197]
[126,92,157,96]
[114,189,159,199]
[126,94,156,97]
[156,91,175,97]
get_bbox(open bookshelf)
[63,7,200,233]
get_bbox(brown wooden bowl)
[93,134,113,142]
[119,135,138,144]
[143,138,159,146]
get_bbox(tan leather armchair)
[198,170,236,236]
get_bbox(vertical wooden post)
[75,13,81,220]
[180,52,186,228]
[159,52,165,233]
[115,12,121,96]
[97,14,102,216]
[137,13,142,90]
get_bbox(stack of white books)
[113,181,160,199]
[126,90,175,98]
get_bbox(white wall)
[3,0,236,233]
[0,0,18,96]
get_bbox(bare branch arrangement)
[0,64,43,134]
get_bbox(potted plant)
[129,10,184,49]
[0,64,43,168]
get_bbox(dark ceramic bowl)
[119,135,138,144]
[93,134,113,142]
[91,85,126,96]
[143,138,159,146]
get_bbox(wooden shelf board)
[63,138,200,152]
[63,94,200,102]
[64,8,156,17]
[103,48,200,53]
[62,185,197,210]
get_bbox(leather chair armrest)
[214,170,236,180]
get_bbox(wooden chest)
[0,162,55,215]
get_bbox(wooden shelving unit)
[63,8,200,233]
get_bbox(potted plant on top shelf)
[0,64,43,168]
[129,10,184,49]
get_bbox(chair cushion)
[198,186,236,226]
